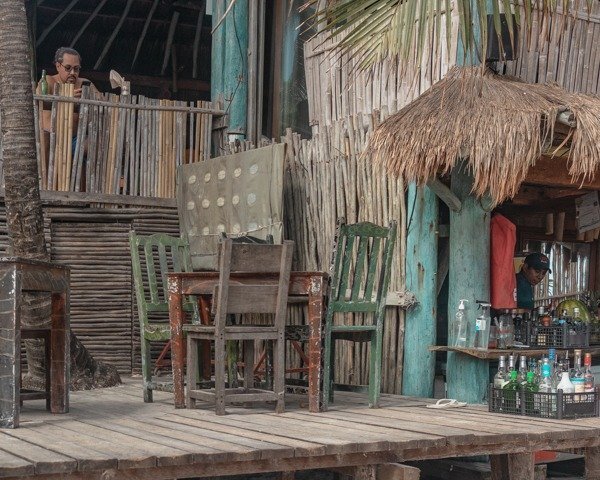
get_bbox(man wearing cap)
[516,252,552,309]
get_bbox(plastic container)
[449,299,469,347]
[474,302,491,348]
[488,384,600,419]
[527,323,589,348]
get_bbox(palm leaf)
[303,0,595,72]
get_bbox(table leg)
[307,275,325,413]
[168,276,186,408]
[0,269,20,428]
[51,292,69,414]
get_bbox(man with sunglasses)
[37,47,98,132]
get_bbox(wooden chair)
[184,238,294,415]
[322,219,397,410]
[129,231,201,402]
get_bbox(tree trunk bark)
[0,0,120,390]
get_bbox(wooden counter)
[429,345,600,359]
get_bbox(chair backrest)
[219,232,275,245]
[328,219,397,316]
[129,231,194,316]
[213,239,294,328]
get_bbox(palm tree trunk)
[0,0,120,390]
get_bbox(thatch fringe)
[368,66,600,206]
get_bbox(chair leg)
[369,330,383,408]
[243,340,255,391]
[153,340,171,375]
[322,330,333,411]
[186,334,198,409]
[199,297,212,380]
[44,332,51,411]
[140,337,153,403]
[274,335,285,414]
[227,340,239,388]
[215,336,227,415]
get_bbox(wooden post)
[446,164,490,404]
[402,184,438,397]
[585,446,600,480]
[491,452,534,480]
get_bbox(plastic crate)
[527,323,589,348]
[488,384,600,419]
[589,323,600,345]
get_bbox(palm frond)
[303,0,596,71]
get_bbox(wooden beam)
[426,178,461,212]
[131,0,160,70]
[554,211,566,242]
[526,155,600,189]
[94,0,134,70]
[377,463,421,480]
[36,0,80,46]
[83,71,210,94]
[0,189,176,208]
[161,11,180,76]
[69,0,109,48]
[192,2,206,78]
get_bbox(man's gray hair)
[54,47,81,64]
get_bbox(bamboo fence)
[33,89,223,197]
[303,12,458,130]
[501,2,600,95]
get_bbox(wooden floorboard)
[2,376,600,479]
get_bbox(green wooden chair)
[129,231,200,402]
[322,219,397,410]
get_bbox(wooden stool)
[0,258,70,428]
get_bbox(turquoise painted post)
[402,184,438,397]
[445,0,492,404]
[211,0,248,139]
[211,0,225,103]
[446,165,490,403]
[223,0,248,138]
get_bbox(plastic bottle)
[557,371,575,394]
[494,355,508,389]
[502,370,520,413]
[584,353,595,393]
[474,302,491,349]
[450,299,468,347]
[523,371,539,415]
[539,361,555,415]
[40,69,48,95]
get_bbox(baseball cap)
[525,252,552,273]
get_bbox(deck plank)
[0,431,77,475]
[3,423,117,472]
[3,377,600,479]
[165,412,334,456]
[56,418,192,468]
[0,446,35,478]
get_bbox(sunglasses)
[59,63,81,73]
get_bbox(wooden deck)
[2,377,600,479]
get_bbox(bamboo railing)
[31,88,225,197]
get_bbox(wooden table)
[168,271,328,412]
[0,258,70,428]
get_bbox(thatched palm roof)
[369,66,600,206]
